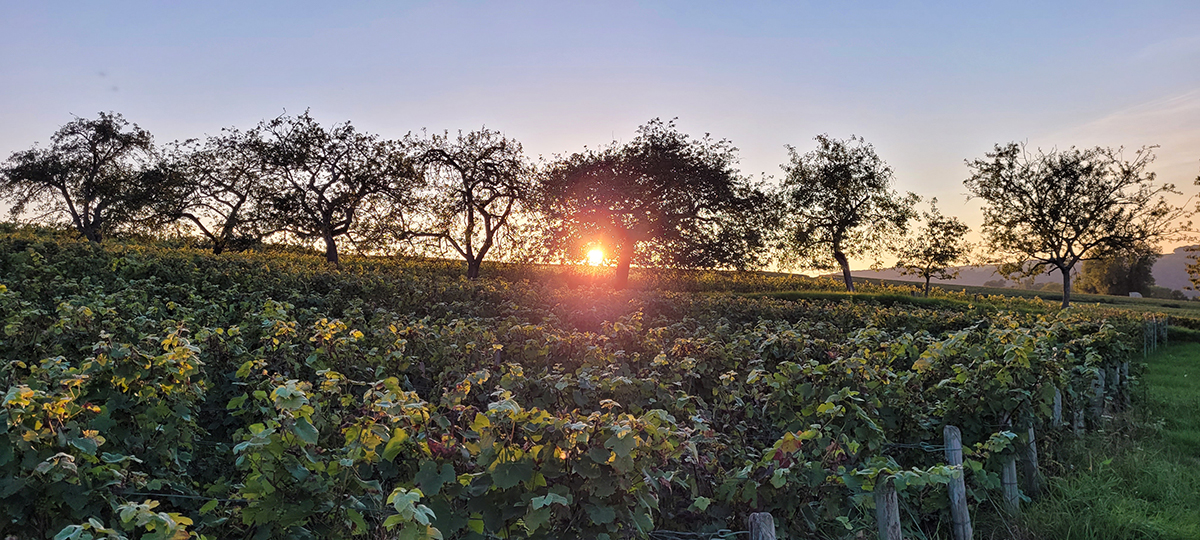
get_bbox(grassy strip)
[1020,343,1200,539]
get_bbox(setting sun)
[586,248,605,266]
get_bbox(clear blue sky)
[2,1,1198,265]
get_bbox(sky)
[2,1,1199,268]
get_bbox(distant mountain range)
[849,246,1199,298]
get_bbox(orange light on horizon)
[586,248,605,266]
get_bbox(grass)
[1017,343,1200,540]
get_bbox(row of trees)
[2,111,1193,306]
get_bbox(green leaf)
[468,513,484,534]
[523,507,552,533]
[227,393,248,410]
[69,436,98,456]
[586,503,616,525]
[531,492,570,509]
[587,446,612,464]
[199,499,219,514]
[688,496,712,512]
[383,428,409,461]
[347,508,367,534]
[415,461,455,496]
[491,459,533,489]
[470,413,490,432]
[292,417,319,445]
[604,433,636,458]
[53,525,84,540]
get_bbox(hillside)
[850,245,1199,297]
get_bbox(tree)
[399,129,534,279]
[258,112,418,266]
[895,200,972,296]
[539,118,770,288]
[0,112,158,242]
[155,127,273,254]
[776,134,918,292]
[965,143,1190,308]
[1074,244,1158,296]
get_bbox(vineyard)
[0,226,1157,539]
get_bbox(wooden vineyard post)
[1001,453,1020,515]
[1090,368,1106,429]
[1121,362,1131,410]
[1052,388,1063,429]
[1021,426,1041,497]
[747,512,776,540]
[874,475,902,540]
[1107,364,1120,414]
[944,425,973,540]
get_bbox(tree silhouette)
[399,129,533,279]
[1,112,157,242]
[895,201,972,296]
[965,143,1190,308]
[1074,244,1157,296]
[156,127,273,254]
[777,134,917,292]
[540,119,769,288]
[258,112,418,266]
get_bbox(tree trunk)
[83,227,102,243]
[615,243,633,290]
[212,239,226,255]
[466,258,482,280]
[323,230,339,267]
[925,276,932,297]
[833,250,854,292]
[1061,267,1072,309]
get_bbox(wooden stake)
[1052,388,1063,429]
[1091,369,1106,429]
[1121,362,1131,410]
[1001,454,1020,515]
[944,425,973,540]
[874,475,902,540]
[747,512,776,540]
[1021,426,1041,497]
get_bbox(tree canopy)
[776,134,918,292]
[1074,244,1158,297]
[895,201,972,296]
[155,127,273,254]
[965,143,1189,308]
[540,119,769,288]
[0,112,158,243]
[399,129,534,279]
[258,112,418,266]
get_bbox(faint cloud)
[1135,34,1200,61]
[1047,89,1200,171]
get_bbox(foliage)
[154,127,273,255]
[399,129,536,279]
[0,112,158,243]
[257,111,419,266]
[539,118,771,288]
[0,225,1149,539]
[776,134,919,292]
[965,143,1191,308]
[895,200,973,297]
[1074,244,1158,297]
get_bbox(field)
[0,225,1180,540]
[1022,343,1200,539]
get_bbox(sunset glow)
[586,248,605,266]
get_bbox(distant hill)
[849,245,1199,297]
